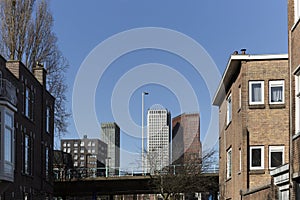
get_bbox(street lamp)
[142,91,149,174]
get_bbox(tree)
[0,0,70,137]
[147,149,219,200]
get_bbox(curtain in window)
[271,86,282,102]
[252,83,261,102]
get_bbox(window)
[249,81,264,105]
[227,148,232,178]
[227,94,232,125]
[239,148,242,172]
[239,86,242,109]
[269,80,284,104]
[4,112,13,162]
[250,146,264,170]
[46,107,50,133]
[80,141,84,146]
[80,148,84,153]
[24,134,32,175]
[269,146,284,169]
[45,147,49,178]
[24,87,34,119]
[295,0,300,23]
[296,75,300,134]
[80,155,84,160]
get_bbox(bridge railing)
[53,164,219,182]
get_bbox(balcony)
[0,79,17,106]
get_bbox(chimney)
[6,60,21,78]
[33,62,47,86]
[241,49,247,55]
[233,51,238,55]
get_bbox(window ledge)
[225,121,232,130]
[269,104,285,109]
[293,132,300,140]
[249,169,265,175]
[226,177,232,182]
[249,104,265,109]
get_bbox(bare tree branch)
[0,0,70,137]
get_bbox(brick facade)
[288,0,300,199]
[0,56,55,199]
[172,113,201,166]
[213,53,289,200]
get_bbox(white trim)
[227,148,232,179]
[296,75,300,134]
[250,146,264,170]
[269,80,285,104]
[226,93,232,125]
[295,0,300,23]
[212,54,288,105]
[239,148,242,172]
[269,146,284,169]
[249,81,264,105]
[238,86,242,109]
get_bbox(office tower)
[147,106,171,172]
[172,113,201,166]
[101,122,120,176]
[61,135,107,176]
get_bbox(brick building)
[0,56,55,199]
[213,52,289,199]
[172,113,201,167]
[288,0,300,199]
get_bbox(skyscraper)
[147,105,171,172]
[172,113,201,166]
[101,122,120,176]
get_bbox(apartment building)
[61,135,107,176]
[0,57,55,199]
[147,106,171,172]
[101,122,120,176]
[213,52,289,199]
[288,0,300,199]
[172,113,201,167]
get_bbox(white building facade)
[147,106,171,172]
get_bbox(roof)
[212,54,288,106]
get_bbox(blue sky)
[51,1,287,169]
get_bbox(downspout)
[289,28,294,194]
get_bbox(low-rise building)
[61,135,107,177]
[213,51,289,199]
[0,56,55,199]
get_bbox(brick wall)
[217,57,289,200]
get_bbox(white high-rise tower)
[147,105,171,173]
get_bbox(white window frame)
[269,80,284,104]
[249,81,264,105]
[239,148,242,172]
[46,107,50,133]
[269,146,284,169]
[250,146,264,170]
[239,86,242,109]
[295,0,300,23]
[226,93,232,125]
[296,75,300,134]
[226,148,232,179]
